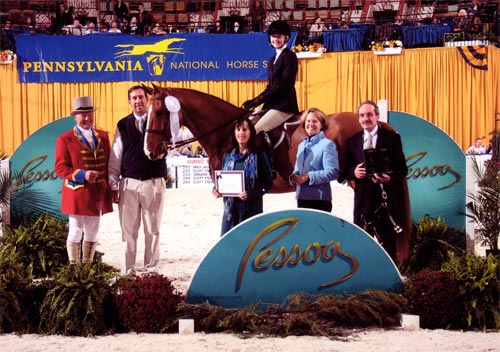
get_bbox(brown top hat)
[70,96,97,116]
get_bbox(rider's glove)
[242,99,257,111]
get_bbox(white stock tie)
[364,133,373,149]
[82,130,95,150]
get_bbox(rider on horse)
[241,20,299,134]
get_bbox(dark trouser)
[297,199,332,213]
[356,215,398,264]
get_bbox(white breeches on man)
[67,214,101,263]
[118,177,166,274]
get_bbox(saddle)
[249,110,301,153]
[249,110,301,178]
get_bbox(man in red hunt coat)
[55,96,113,263]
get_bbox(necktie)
[138,117,145,133]
[364,133,373,149]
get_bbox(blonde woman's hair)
[300,107,329,131]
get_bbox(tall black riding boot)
[259,131,276,179]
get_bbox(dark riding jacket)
[253,47,299,114]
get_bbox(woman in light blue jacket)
[290,107,339,212]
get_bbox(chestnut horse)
[143,85,363,191]
[143,85,411,264]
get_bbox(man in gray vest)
[108,85,167,274]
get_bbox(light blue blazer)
[290,131,339,201]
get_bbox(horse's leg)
[269,137,294,193]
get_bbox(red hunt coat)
[55,127,113,216]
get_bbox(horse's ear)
[141,84,154,96]
[151,83,163,94]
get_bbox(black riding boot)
[259,131,276,179]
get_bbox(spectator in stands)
[114,0,129,25]
[230,21,244,34]
[152,23,167,35]
[188,22,196,33]
[466,138,487,154]
[63,18,83,35]
[469,15,483,35]
[469,0,480,13]
[66,6,76,26]
[166,24,177,33]
[465,8,477,30]
[84,22,98,35]
[341,13,352,29]
[22,16,36,35]
[390,16,403,41]
[125,16,138,35]
[211,20,225,34]
[108,21,122,33]
[119,17,129,32]
[331,17,343,29]
[0,20,14,51]
[53,2,68,33]
[38,16,52,34]
[431,15,441,25]
[249,0,266,32]
[137,2,151,35]
[309,17,327,44]
[453,9,468,32]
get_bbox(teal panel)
[187,210,403,308]
[389,112,466,230]
[9,117,75,224]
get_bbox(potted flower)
[370,40,403,55]
[0,50,16,65]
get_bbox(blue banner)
[15,33,296,83]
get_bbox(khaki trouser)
[118,177,166,274]
[254,109,294,134]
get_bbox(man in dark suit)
[230,21,244,34]
[344,100,408,263]
[137,2,151,35]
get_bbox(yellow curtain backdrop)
[1,46,499,155]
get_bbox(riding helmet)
[267,20,291,42]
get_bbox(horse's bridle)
[148,95,251,152]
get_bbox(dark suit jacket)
[229,27,245,34]
[344,126,408,226]
[253,47,299,114]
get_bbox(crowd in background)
[2,1,500,51]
